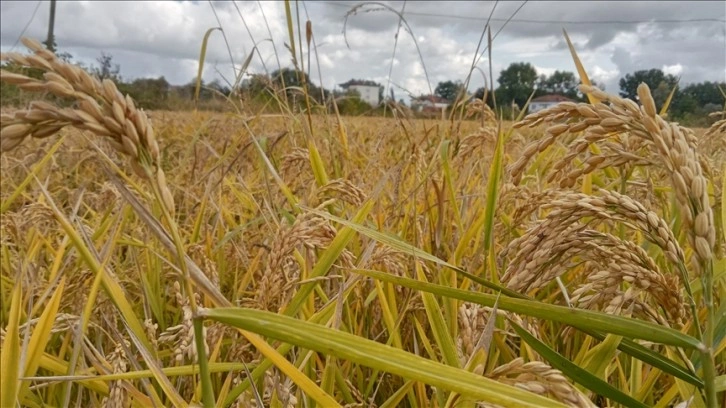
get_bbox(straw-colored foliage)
[1,36,724,408]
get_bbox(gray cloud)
[1,1,723,102]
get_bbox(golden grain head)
[0,35,720,407]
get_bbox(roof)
[531,94,575,103]
[339,79,381,88]
[411,95,450,104]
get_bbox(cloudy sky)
[1,1,724,102]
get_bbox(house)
[339,79,382,107]
[528,94,575,113]
[410,95,451,113]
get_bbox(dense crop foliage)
[1,29,724,408]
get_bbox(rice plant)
[0,20,724,408]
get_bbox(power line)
[322,1,726,25]
[9,0,43,52]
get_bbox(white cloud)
[663,63,684,77]
[590,65,620,91]
[535,66,557,77]
[318,54,334,70]
[383,57,400,67]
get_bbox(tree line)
[435,63,723,125]
[1,50,723,124]
[1,51,234,111]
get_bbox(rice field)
[0,37,725,408]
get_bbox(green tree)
[435,80,464,102]
[618,68,677,107]
[472,87,489,101]
[680,81,725,107]
[43,39,58,53]
[271,68,311,90]
[207,79,231,97]
[670,81,726,123]
[536,70,579,99]
[335,93,372,115]
[271,67,318,105]
[496,62,538,108]
[119,76,171,109]
[240,74,272,96]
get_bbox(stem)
[702,260,716,407]
[147,164,215,407]
[702,347,716,408]
[194,318,215,408]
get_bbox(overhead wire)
[321,1,725,25]
[6,0,43,52]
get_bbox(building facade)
[528,94,575,113]
[339,79,382,107]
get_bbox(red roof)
[531,94,575,103]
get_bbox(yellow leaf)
[563,29,599,105]
[21,278,66,395]
[1,283,22,407]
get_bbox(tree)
[651,81,673,112]
[167,78,203,102]
[119,76,171,109]
[473,87,488,101]
[679,81,725,107]
[496,62,538,108]
[536,70,579,100]
[56,51,74,63]
[93,52,121,82]
[670,81,726,123]
[43,39,58,54]
[335,94,371,116]
[207,79,231,97]
[271,67,318,105]
[618,68,677,107]
[670,91,698,119]
[435,80,464,102]
[271,67,310,90]
[240,74,272,96]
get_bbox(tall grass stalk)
[1,23,723,408]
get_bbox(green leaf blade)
[353,268,702,350]
[202,307,568,408]
[511,321,649,408]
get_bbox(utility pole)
[45,0,56,52]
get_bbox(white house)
[528,94,575,113]
[339,79,382,107]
